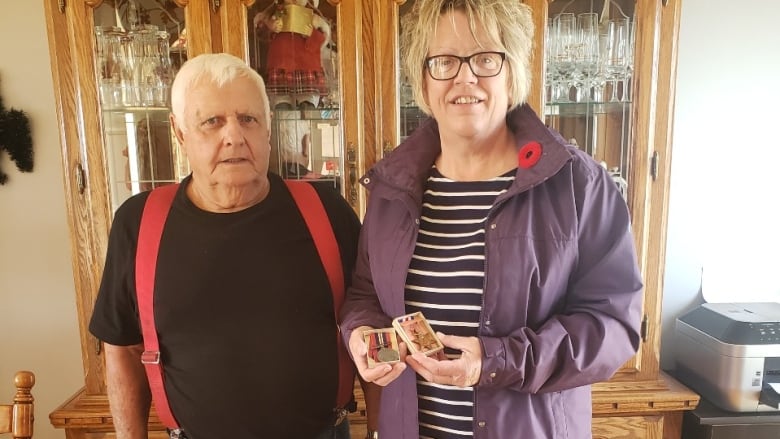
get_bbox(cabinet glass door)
[544,0,635,202]
[93,0,188,212]
[397,1,428,145]
[370,0,427,162]
[247,1,343,195]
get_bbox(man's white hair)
[170,53,271,130]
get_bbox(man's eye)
[239,115,258,124]
[202,117,220,126]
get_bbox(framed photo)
[363,328,401,368]
[392,312,444,356]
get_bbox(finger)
[438,332,477,353]
[398,341,409,360]
[372,362,407,387]
[349,326,373,358]
[405,353,438,382]
[348,326,374,379]
[361,363,393,383]
[409,352,474,386]
[407,358,464,387]
[410,352,442,372]
[433,349,448,361]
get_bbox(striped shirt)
[404,166,516,438]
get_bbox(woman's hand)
[349,325,407,386]
[405,333,482,387]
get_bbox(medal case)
[392,312,444,357]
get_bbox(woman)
[340,1,643,438]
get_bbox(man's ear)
[170,113,185,146]
[301,133,310,157]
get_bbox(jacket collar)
[362,104,573,196]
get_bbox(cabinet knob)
[58,0,65,13]
[211,0,221,12]
[651,151,659,181]
[383,141,393,157]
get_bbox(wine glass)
[550,13,577,102]
[574,12,599,102]
[603,18,630,102]
[622,18,635,102]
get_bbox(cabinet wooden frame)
[44,0,697,437]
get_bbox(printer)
[676,302,780,412]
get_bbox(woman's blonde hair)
[400,0,534,115]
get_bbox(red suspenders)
[135,181,354,429]
[136,183,178,427]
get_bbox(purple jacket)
[340,104,643,439]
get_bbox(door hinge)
[75,163,86,194]
[640,314,649,342]
[650,151,659,181]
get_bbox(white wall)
[0,2,84,439]
[660,0,780,369]
[0,1,778,438]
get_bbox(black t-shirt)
[89,173,360,439]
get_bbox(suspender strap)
[136,183,180,429]
[284,180,354,409]
[135,180,354,429]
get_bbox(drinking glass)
[603,18,630,102]
[550,13,577,102]
[574,13,599,102]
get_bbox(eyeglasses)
[424,51,506,81]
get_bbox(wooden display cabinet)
[44,0,696,438]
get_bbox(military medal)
[377,347,400,362]
[363,328,400,367]
[375,331,400,362]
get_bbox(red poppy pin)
[518,141,542,169]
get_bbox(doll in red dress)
[254,0,332,110]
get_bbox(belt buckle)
[333,407,348,426]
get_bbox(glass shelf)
[102,106,171,114]
[545,100,631,116]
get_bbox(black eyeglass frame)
[424,51,507,81]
